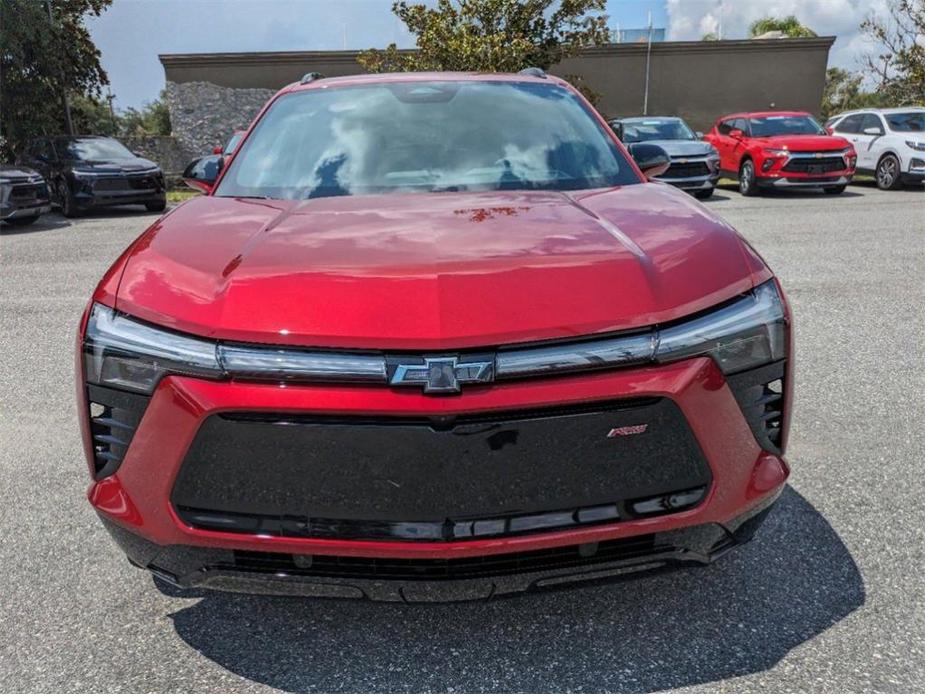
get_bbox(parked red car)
[78,71,791,602]
[704,111,856,195]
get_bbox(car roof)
[280,70,567,95]
[717,111,811,121]
[51,135,117,142]
[831,106,925,118]
[613,116,683,123]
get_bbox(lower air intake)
[86,384,149,478]
[727,360,786,454]
[222,534,667,581]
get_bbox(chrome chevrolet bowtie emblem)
[390,356,494,393]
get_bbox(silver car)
[609,117,721,199]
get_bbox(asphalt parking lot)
[1,183,923,693]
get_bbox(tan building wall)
[159,37,834,155]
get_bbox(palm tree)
[749,15,817,38]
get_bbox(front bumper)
[760,175,851,188]
[102,493,779,602]
[1,202,51,220]
[655,158,721,192]
[84,356,790,598]
[71,173,165,209]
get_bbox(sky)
[86,0,881,110]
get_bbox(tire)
[3,214,40,226]
[738,159,759,196]
[824,185,847,195]
[58,180,80,218]
[694,188,714,200]
[875,154,902,191]
[145,199,167,213]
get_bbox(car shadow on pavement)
[163,486,864,692]
[0,215,72,235]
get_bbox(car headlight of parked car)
[906,140,925,151]
[84,280,786,396]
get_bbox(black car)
[0,164,51,226]
[609,117,721,199]
[19,136,166,217]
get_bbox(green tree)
[120,89,172,137]
[861,0,925,105]
[701,32,719,41]
[821,67,886,119]
[358,0,609,100]
[70,94,119,136]
[748,15,817,38]
[0,0,112,161]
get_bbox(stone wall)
[165,81,274,160]
[122,135,189,175]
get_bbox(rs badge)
[607,424,648,437]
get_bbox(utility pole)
[46,1,74,135]
[106,88,117,134]
[642,11,653,115]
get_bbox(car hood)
[641,140,716,158]
[749,135,851,151]
[68,157,159,173]
[0,164,42,180]
[113,185,769,350]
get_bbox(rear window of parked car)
[216,80,640,200]
[885,112,925,132]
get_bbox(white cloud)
[665,0,891,71]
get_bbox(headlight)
[655,280,786,374]
[83,304,222,394]
[83,304,385,393]
[762,148,789,157]
[906,140,925,151]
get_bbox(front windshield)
[748,115,825,137]
[60,137,135,161]
[620,119,695,143]
[885,112,925,132]
[216,81,638,200]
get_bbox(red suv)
[78,72,791,602]
[705,111,856,195]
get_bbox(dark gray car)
[0,164,51,226]
[609,117,721,199]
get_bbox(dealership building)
[159,36,835,163]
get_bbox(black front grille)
[782,156,844,174]
[663,161,710,178]
[9,182,47,201]
[219,533,668,581]
[128,174,158,190]
[727,361,786,454]
[86,384,149,478]
[172,398,712,541]
[92,178,129,192]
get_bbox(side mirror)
[182,154,222,194]
[628,143,671,180]
[863,127,883,136]
[212,145,223,155]
[695,131,704,139]
[730,128,745,140]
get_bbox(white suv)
[825,107,925,190]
